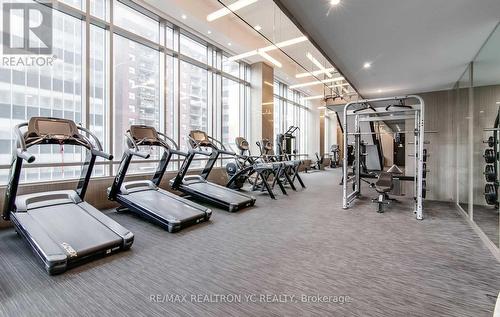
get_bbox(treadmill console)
[28,117,79,139]
[129,125,159,142]
[189,130,212,148]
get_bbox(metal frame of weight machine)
[342,95,425,220]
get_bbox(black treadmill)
[170,130,256,212]
[2,117,134,275]
[108,125,211,232]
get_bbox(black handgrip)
[92,149,113,160]
[17,150,35,163]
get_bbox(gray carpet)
[0,169,499,316]
[473,204,499,247]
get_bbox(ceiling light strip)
[259,51,282,68]
[207,0,259,22]
[303,95,324,101]
[328,83,349,89]
[289,76,344,89]
[228,36,308,61]
[306,52,332,78]
[296,67,336,78]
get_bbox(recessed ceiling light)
[207,30,212,34]
[254,25,262,31]
[363,62,371,69]
[181,14,187,20]
[207,0,259,22]
[497,101,500,105]
[330,0,340,5]
[228,42,232,46]
[377,89,382,93]
[480,110,485,113]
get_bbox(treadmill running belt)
[20,204,122,256]
[125,189,207,222]
[187,182,253,204]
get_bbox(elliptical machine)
[257,138,306,191]
[226,137,286,199]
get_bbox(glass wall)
[273,80,310,156]
[0,0,250,185]
[456,66,472,214]
[471,23,500,247]
[456,22,500,248]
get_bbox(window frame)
[0,0,251,184]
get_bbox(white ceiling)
[277,0,500,98]
[140,0,355,100]
[474,24,500,87]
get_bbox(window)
[0,0,250,184]
[179,61,208,151]
[222,56,239,78]
[90,0,107,20]
[180,34,207,64]
[113,35,160,160]
[273,80,310,156]
[89,25,107,158]
[61,0,84,10]
[222,78,240,147]
[165,55,176,141]
[0,11,83,184]
[113,1,159,42]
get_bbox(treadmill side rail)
[11,213,69,273]
[79,201,134,247]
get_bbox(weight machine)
[342,95,426,220]
[276,126,300,159]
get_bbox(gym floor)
[0,169,499,316]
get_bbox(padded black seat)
[375,172,394,193]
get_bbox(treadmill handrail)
[14,122,29,152]
[219,149,236,156]
[170,149,188,157]
[190,149,212,157]
[17,149,35,163]
[78,125,104,151]
[157,131,179,150]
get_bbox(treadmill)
[2,117,134,275]
[108,125,211,232]
[170,130,256,212]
